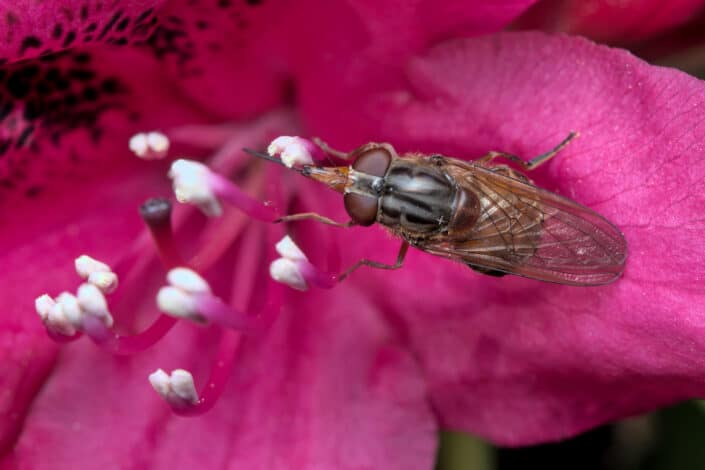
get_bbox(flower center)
[34,112,340,415]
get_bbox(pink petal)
[514,0,705,43]
[296,32,705,444]
[0,326,56,454]
[137,0,288,120]
[0,1,287,119]
[288,0,537,140]
[0,0,163,63]
[149,0,538,121]
[10,288,436,469]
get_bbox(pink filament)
[299,260,337,289]
[209,172,280,222]
[195,294,262,333]
[169,224,284,416]
[84,315,178,356]
[172,329,242,416]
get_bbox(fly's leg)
[338,242,409,282]
[477,132,578,171]
[276,212,355,228]
[313,138,400,164]
[313,138,351,160]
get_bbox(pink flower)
[3,1,705,468]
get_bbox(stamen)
[168,159,279,222]
[157,268,211,323]
[156,268,257,331]
[169,159,223,217]
[87,271,119,294]
[269,258,308,291]
[76,283,114,328]
[75,255,118,293]
[34,294,54,322]
[55,292,82,328]
[129,131,170,160]
[267,136,320,168]
[75,255,111,278]
[35,294,78,337]
[269,236,336,291]
[149,368,200,408]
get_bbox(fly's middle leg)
[478,132,579,171]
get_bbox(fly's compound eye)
[352,148,392,177]
[344,147,391,226]
[344,193,378,226]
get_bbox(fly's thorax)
[378,159,456,234]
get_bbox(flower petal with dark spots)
[0,0,163,63]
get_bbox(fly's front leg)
[276,212,355,228]
[477,132,578,171]
[313,138,400,164]
[338,242,409,282]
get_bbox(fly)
[245,133,627,286]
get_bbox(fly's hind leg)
[469,264,507,277]
[276,212,355,228]
[337,242,409,282]
[477,131,578,171]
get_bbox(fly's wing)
[422,159,627,286]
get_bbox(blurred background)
[437,402,705,470]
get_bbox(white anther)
[34,294,55,321]
[147,132,170,155]
[157,287,203,322]
[170,369,199,403]
[267,136,295,156]
[129,131,170,160]
[270,236,310,291]
[281,142,313,168]
[267,136,313,168]
[270,258,308,291]
[56,292,82,328]
[75,255,118,293]
[87,271,118,294]
[168,159,222,217]
[149,368,200,405]
[275,235,308,261]
[47,302,77,336]
[157,268,211,323]
[149,369,171,396]
[129,133,149,158]
[167,268,211,294]
[75,255,111,278]
[77,283,114,328]
[35,294,77,336]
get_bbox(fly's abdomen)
[378,160,455,234]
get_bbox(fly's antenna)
[243,148,305,174]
